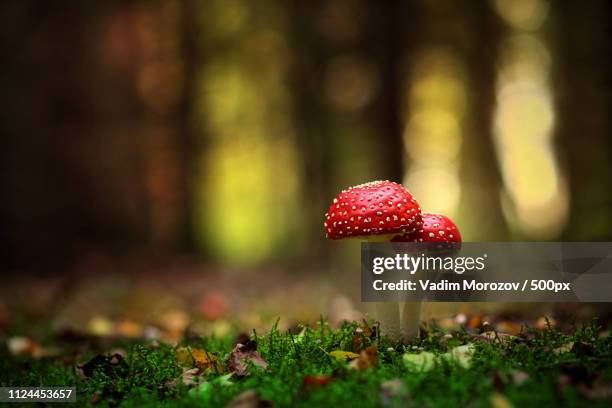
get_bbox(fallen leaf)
[182,368,202,387]
[329,350,360,362]
[348,346,378,371]
[228,343,267,376]
[166,367,202,389]
[352,321,376,351]
[403,351,436,372]
[466,315,485,330]
[380,379,410,406]
[495,321,523,335]
[445,344,475,368]
[176,347,224,372]
[226,390,273,408]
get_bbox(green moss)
[0,320,610,407]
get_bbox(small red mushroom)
[392,213,461,243]
[324,180,422,240]
[390,213,462,341]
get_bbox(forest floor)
[1,317,612,407]
[1,256,612,406]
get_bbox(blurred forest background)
[0,0,610,330]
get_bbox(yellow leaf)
[176,347,223,372]
[329,350,360,362]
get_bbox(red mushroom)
[392,213,462,341]
[324,180,422,240]
[392,213,462,243]
[324,181,423,340]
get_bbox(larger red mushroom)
[324,180,422,240]
[324,180,423,340]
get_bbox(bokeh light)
[193,1,301,266]
[403,48,467,217]
[492,0,569,238]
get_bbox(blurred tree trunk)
[556,0,611,240]
[287,0,409,262]
[286,0,340,262]
[364,0,406,182]
[462,0,509,240]
[175,0,201,252]
[0,1,196,270]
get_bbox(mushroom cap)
[391,212,462,243]
[324,180,422,240]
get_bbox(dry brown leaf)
[466,315,485,330]
[348,346,378,371]
[495,321,523,336]
[166,367,203,389]
[352,321,375,351]
[180,367,203,387]
[228,344,267,377]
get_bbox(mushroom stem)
[374,302,401,341]
[400,301,422,342]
